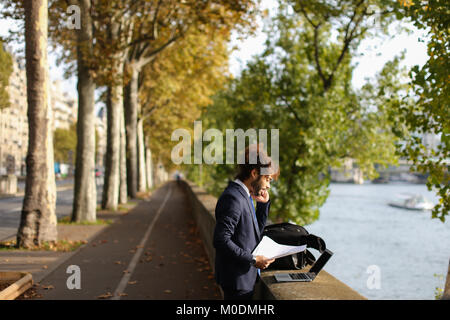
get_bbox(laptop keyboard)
[290,273,311,280]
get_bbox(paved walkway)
[33,181,221,300]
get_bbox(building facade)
[0,50,106,176]
[0,54,28,175]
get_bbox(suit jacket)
[213,180,271,292]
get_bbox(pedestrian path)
[34,181,221,299]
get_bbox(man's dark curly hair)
[234,144,280,181]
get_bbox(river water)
[305,182,450,300]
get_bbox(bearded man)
[213,144,279,300]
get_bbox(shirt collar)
[234,179,251,198]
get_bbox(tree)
[191,2,405,224]
[140,28,231,171]
[0,41,13,109]
[70,0,97,222]
[396,0,449,221]
[17,0,57,248]
[122,0,259,199]
[53,123,77,164]
[47,0,122,219]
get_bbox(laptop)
[274,249,333,282]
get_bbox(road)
[0,180,102,241]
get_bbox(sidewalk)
[8,181,220,300]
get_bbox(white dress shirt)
[234,179,251,198]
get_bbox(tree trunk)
[102,82,122,210]
[443,260,450,300]
[17,0,57,247]
[72,0,96,222]
[146,143,153,190]
[119,103,128,204]
[124,66,139,198]
[137,117,147,193]
[102,21,125,210]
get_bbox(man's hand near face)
[251,189,269,203]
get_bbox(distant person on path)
[213,144,279,300]
[175,171,182,184]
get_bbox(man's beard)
[251,175,264,196]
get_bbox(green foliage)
[0,41,13,109]
[433,273,445,300]
[395,0,450,221]
[188,5,403,225]
[53,123,77,164]
[143,28,232,171]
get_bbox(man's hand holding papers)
[252,236,307,260]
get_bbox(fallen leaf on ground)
[42,285,54,290]
[97,292,113,299]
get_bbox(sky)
[229,0,429,89]
[0,1,429,98]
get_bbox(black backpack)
[262,222,326,270]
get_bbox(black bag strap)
[306,234,326,253]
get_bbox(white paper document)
[251,236,307,260]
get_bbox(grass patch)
[0,239,87,252]
[57,216,113,225]
[116,205,131,213]
[96,200,139,214]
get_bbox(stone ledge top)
[260,269,366,300]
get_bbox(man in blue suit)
[213,145,279,300]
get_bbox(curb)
[0,271,33,300]
[0,184,74,200]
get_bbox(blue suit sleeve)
[255,200,270,234]
[213,193,254,264]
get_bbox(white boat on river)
[388,194,435,211]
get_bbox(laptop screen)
[309,249,333,274]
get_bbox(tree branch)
[313,23,328,90]
[280,95,304,127]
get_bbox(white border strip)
[111,185,173,300]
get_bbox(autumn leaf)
[42,285,54,290]
[97,292,113,299]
